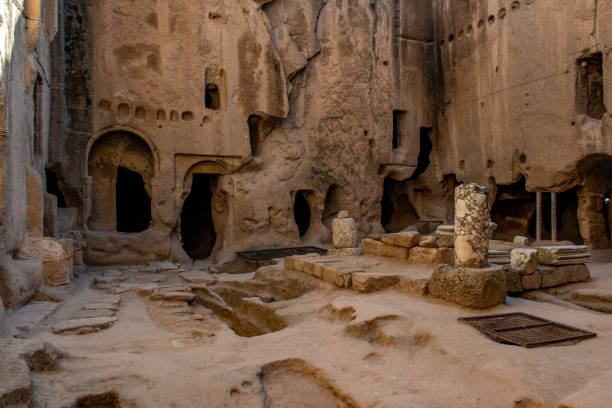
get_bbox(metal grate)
[458,312,596,348]
[236,246,327,262]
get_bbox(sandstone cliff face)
[51,0,439,263]
[435,0,612,245]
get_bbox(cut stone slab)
[157,292,195,303]
[8,301,61,338]
[570,288,612,303]
[150,261,180,270]
[52,316,117,334]
[361,239,409,259]
[510,248,538,275]
[429,264,506,308]
[563,264,590,283]
[327,247,362,256]
[100,294,122,305]
[179,271,217,284]
[488,250,511,265]
[435,235,454,248]
[73,309,116,319]
[351,273,399,293]
[408,247,454,265]
[537,245,592,265]
[82,303,119,311]
[503,268,522,293]
[320,268,352,288]
[16,238,72,286]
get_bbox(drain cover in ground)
[458,312,596,348]
[236,246,327,261]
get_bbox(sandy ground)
[9,255,612,408]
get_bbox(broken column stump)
[328,210,362,256]
[429,183,507,308]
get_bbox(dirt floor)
[6,252,612,408]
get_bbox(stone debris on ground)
[8,301,62,338]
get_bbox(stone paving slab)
[52,316,117,334]
[8,301,61,338]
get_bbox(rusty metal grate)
[458,312,596,348]
[236,246,327,262]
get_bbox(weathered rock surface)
[429,264,506,308]
[17,238,72,286]
[351,273,399,293]
[537,246,592,265]
[52,317,118,334]
[331,217,358,249]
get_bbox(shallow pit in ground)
[192,266,321,337]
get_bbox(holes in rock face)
[157,109,166,121]
[33,75,43,156]
[170,111,179,121]
[182,111,194,121]
[458,29,464,38]
[202,116,211,124]
[98,99,111,111]
[491,178,536,240]
[499,8,507,19]
[392,110,406,149]
[322,185,348,230]
[248,115,263,156]
[381,177,418,233]
[135,106,145,120]
[45,169,67,208]
[75,391,121,408]
[181,174,217,260]
[576,52,606,120]
[466,25,473,35]
[205,66,226,110]
[205,85,221,110]
[477,19,484,28]
[293,190,312,237]
[488,15,495,24]
[512,1,521,10]
[520,153,527,163]
[117,103,130,117]
[116,166,152,233]
[448,34,455,42]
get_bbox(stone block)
[381,234,396,245]
[0,301,9,338]
[409,247,454,265]
[435,225,454,237]
[541,266,568,288]
[454,184,490,268]
[332,217,358,249]
[510,248,538,275]
[361,239,409,259]
[351,273,399,293]
[26,165,44,238]
[0,257,43,309]
[328,247,362,256]
[428,264,507,308]
[537,245,592,265]
[17,238,72,286]
[513,236,529,246]
[418,236,436,248]
[563,264,591,283]
[503,268,522,293]
[488,250,511,265]
[398,275,429,296]
[521,270,543,290]
[320,267,352,288]
[393,231,420,248]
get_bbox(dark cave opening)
[181,174,217,260]
[116,166,151,233]
[294,190,312,237]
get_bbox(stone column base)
[429,264,507,308]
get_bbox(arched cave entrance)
[181,174,217,260]
[87,131,154,232]
[293,190,312,237]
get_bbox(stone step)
[537,245,592,265]
[52,316,117,334]
[570,289,612,303]
[568,299,612,314]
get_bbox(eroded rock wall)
[52,0,439,263]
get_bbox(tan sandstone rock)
[429,264,507,308]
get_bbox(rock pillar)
[454,184,490,268]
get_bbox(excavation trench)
[192,268,318,337]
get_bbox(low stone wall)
[362,231,454,265]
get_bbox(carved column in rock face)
[454,184,490,268]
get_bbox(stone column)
[328,211,361,256]
[454,184,490,268]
